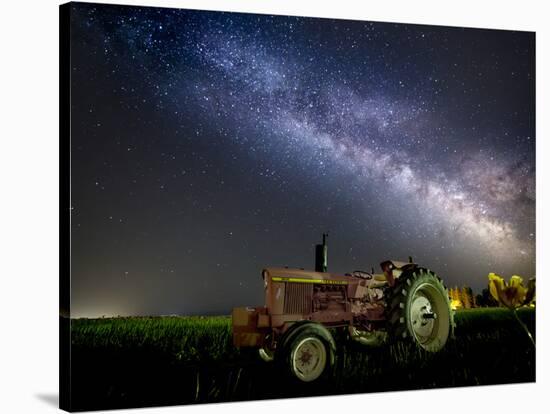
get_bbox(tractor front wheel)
[279,323,336,382]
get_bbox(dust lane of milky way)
[184,20,535,262]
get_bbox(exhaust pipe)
[315,233,328,272]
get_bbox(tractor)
[232,234,454,382]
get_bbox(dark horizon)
[69,3,535,318]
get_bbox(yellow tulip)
[487,273,536,347]
[488,273,534,309]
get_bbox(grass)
[72,316,235,363]
[69,307,535,411]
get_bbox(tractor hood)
[263,267,351,285]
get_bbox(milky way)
[69,3,535,317]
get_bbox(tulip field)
[69,307,535,411]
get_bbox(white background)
[0,0,547,413]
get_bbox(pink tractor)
[232,234,454,382]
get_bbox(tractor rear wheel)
[386,267,454,352]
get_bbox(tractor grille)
[283,282,313,315]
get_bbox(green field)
[70,307,535,411]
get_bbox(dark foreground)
[68,308,535,411]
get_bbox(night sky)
[69,2,535,318]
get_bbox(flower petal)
[488,275,499,302]
[488,273,505,305]
[509,275,524,288]
[525,278,536,304]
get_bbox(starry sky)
[69,2,535,318]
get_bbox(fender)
[381,259,418,287]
